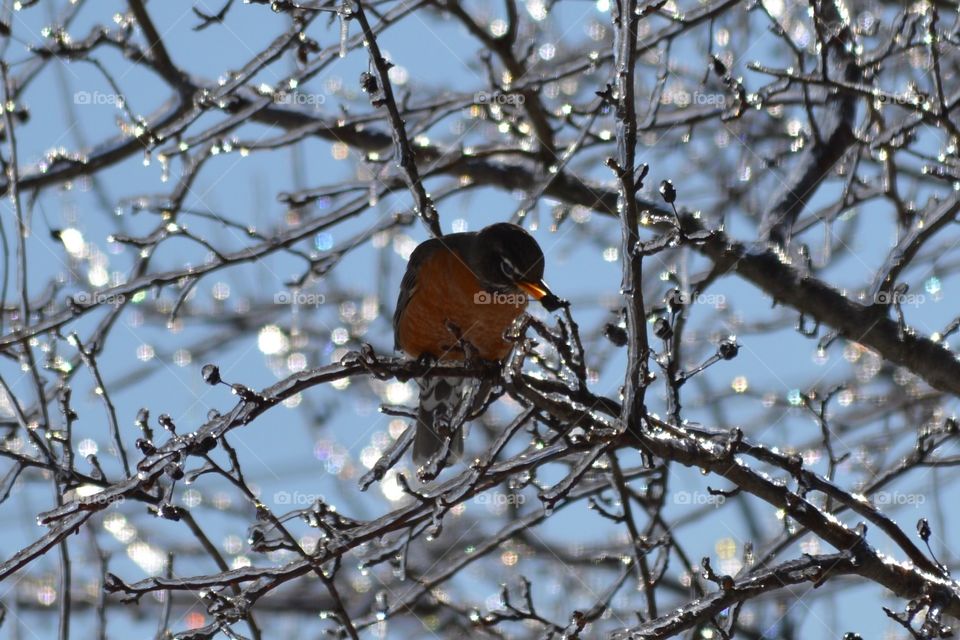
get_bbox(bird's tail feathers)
[413,375,490,480]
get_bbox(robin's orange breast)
[397,248,527,361]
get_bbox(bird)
[393,222,560,474]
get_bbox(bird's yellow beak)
[517,280,551,300]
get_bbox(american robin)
[393,222,560,470]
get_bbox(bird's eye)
[500,258,518,279]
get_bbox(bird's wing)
[393,237,445,351]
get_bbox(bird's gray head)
[470,223,548,297]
